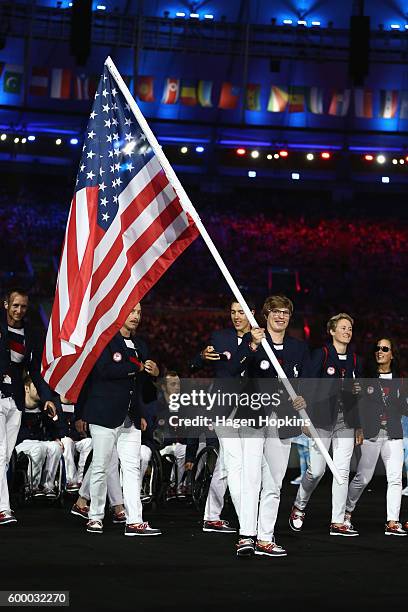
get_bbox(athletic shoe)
[384,522,407,536]
[255,539,287,557]
[236,537,255,557]
[330,523,359,537]
[70,503,89,520]
[289,506,305,532]
[33,488,45,497]
[0,511,17,525]
[401,486,408,496]
[86,520,103,534]
[290,475,303,485]
[44,488,57,499]
[66,483,80,493]
[112,510,126,524]
[165,486,176,501]
[124,522,162,536]
[203,520,236,533]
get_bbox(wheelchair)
[140,447,188,508]
[190,445,219,511]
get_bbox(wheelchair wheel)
[191,446,218,511]
[141,449,164,508]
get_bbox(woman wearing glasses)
[345,338,407,536]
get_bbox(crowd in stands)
[0,178,407,374]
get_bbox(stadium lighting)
[273,153,280,159]
[55,138,62,145]
[96,5,106,10]
[392,159,398,165]
[70,137,79,145]
[176,12,186,17]
[321,152,331,159]
[248,171,256,178]
[279,150,288,157]
[311,21,321,26]
[14,137,19,143]
[292,172,300,180]
[1,134,7,141]
[27,135,36,141]
[21,138,27,144]
[204,14,214,19]
[376,154,386,164]
[390,24,401,29]
[190,13,199,18]
[180,146,188,154]
[381,176,390,183]
[297,20,307,26]
[306,153,314,161]
[195,145,204,153]
[364,154,374,161]
[283,19,293,25]
[399,158,405,164]
[236,148,246,156]
[251,150,260,159]
[267,154,273,160]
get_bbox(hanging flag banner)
[288,86,305,112]
[307,86,324,114]
[180,80,197,106]
[354,88,373,119]
[29,67,49,97]
[74,74,98,100]
[136,76,155,102]
[379,89,398,119]
[3,64,23,94]
[197,80,213,107]
[245,83,261,111]
[50,68,72,99]
[267,85,288,112]
[161,78,180,104]
[328,89,351,116]
[218,82,240,110]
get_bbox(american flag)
[42,64,199,401]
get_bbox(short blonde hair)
[327,313,354,334]
[262,295,294,319]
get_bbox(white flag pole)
[105,56,343,485]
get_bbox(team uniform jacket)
[16,404,61,444]
[309,343,363,430]
[358,375,408,439]
[228,332,312,438]
[82,332,157,429]
[0,314,53,410]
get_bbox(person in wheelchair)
[14,375,63,499]
[58,395,92,493]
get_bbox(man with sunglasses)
[229,295,311,557]
[289,313,363,537]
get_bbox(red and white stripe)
[29,67,49,97]
[50,68,72,99]
[42,156,198,400]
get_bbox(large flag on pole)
[42,63,199,400]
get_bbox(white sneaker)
[401,486,408,496]
[290,475,303,485]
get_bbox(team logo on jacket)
[260,360,270,370]
[223,351,231,360]
[113,352,122,362]
[293,365,299,378]
[327,366,335,375]
[367,386,374,394]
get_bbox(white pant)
[160,443,186,491]
[89,422,142,523]
[140,445,152,486]
[347,430,403,521]
[212,426,243,523]
[61,437,92,485]
[15,439,63,490]
[79,446,123,507]
[0,397,22,513]
[239,425,292,538]
[294,422,355,524]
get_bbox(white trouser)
[239,425,292,538]
[89,422,142,523]
[15,440,62,490]
[346,430,403,521]
[212,426,243,522]
[160,443,186,491]
[0,398,22,513]
[79,446,123,507]
[61,437,92,485]
[140,445,152,486]
[294,421,355,524]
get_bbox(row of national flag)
[0,62,406,119]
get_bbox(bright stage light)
[376,154,386,164]
[251,150,260,159]
[236,148,246,156]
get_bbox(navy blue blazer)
[82,333,156,429]
[0,314,54,410]
[309,343,362,429]
[228,332,312,437]
[358,376,408,439]
[190,327,242,378]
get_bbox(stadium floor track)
[1,472,407,611]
